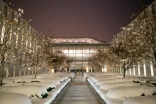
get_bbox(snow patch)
[0,92,32,104]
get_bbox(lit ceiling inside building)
[51,37,106,44]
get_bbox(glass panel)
[83,54,89,57]
[90,49,96,53]
[83,49,89,53]
[68,54,75,60]
[76,46,82,49]
[75,50,82,53]
[76,56,82,60]
[83,62,88,66]
[68,46,75,50]
[75,53,82,57]
[63,50,68,54]
[69,50,75,54]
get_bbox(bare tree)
[92,49,110,72]
[110,25,147,77]
[64,58,73,72]
[131,4,156,67]
[50,51,67,72]
[0,5,24,85]
[29,34,43,78]
[89,57,101,72]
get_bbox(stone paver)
[59,75,98,104]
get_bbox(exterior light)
[126,28,131,31]
[129,23,134,26]
[122,27,126,30]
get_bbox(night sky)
[2,0,155,43]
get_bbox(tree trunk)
[123,69,126,78]
[32,67,34,74]
[123,61,126,78]
[6,63,9,77]
[24,70,26,75]
[35,70,37,79]
[28,70,30,75]
[13,64,16,77]
[154,52,156,67]
[19,68,21,76]
[35,67,37,79]
[0,65,4,86]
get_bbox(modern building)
[51,37,109,73]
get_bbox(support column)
[64,68,67,73]
[51,69,54,73]
[91,68,93,72]
[114,67,116,73]
[113,67,115,73]
[32,67,34,74]
[129,68,131,75]
[138,62,140,76]
[126,70,127,75]
[19,68,21,76]
[120,66,122,75]
[40,69,42,74]
[13,64,16,77]
[86,66,89,72]
[24,70,26,75]
[42,68,44,73]
[28,70,30,75]
[133,65,135,75]
[150,61,154,76]
[42,68,45,74]
[143,60,147,76]
[5,64,9,77]
[6,69,8,77]
[41,69,42,74]
[112,68,114,73]
[43,68,45,73]
[103,65,107,72]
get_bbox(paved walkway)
[59,75,99,104]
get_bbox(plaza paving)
[59,75,99,104]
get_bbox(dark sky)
[2,0,155,43]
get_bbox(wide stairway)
[59,75,99,104]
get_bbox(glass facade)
[52,38,109,72]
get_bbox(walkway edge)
[51,81,71,104]
[87,81,106,104]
